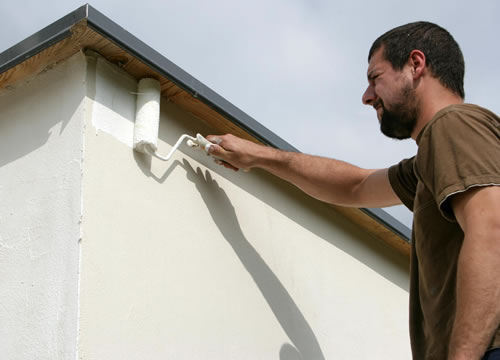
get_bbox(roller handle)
[151,133,215,161]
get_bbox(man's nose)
[362,85,377,106]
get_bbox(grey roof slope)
[0,4,411,241]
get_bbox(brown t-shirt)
[388,104,500,359]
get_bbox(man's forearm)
[256,149,377,206]
[206,134,399,207]
[448,232,500,360]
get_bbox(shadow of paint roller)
[133,78,214,161]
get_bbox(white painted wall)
[79,55,411,359]
[0,54,86,360]
[0,52,410,359]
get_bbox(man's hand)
[206,134,270,172]
[449,186,500,360]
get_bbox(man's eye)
[368,76,378,86]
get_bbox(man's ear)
[408,50,426,79]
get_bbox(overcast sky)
[1,0,499,227]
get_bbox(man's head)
[363,22,465,140]
[369,22,465,99]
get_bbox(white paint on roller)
[131,77,215,160]
[133,78,161,154]
[89,57,215,161]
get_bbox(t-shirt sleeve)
[388,157,417,212]
[416,108,500,222]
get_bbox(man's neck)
[411,85,464,142]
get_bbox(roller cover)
[133,78,161,154]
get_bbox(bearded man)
[206,22,500,360]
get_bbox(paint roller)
[133,78,214,160]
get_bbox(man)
[205,22,500,359]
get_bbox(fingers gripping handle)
[188,134,226,164]
[187,133,214,152]
[188,134,237,169]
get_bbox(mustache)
[373,99,383,109]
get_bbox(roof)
[0,4,411,256]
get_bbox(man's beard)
[377,83,419,140]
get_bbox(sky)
[1,0,499,228]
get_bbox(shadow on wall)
[133,100,409,293]
[182,159,325,360]
[131,154,325,358]
[0,59,81,168]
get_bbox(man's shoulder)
[431,103,499,125]
[420,103,499,143]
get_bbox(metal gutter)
[361,208,411,240]
[0,4,411,242]
[0,5,88,75]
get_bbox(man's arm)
[449,186,500,360]
[206,134,401,208]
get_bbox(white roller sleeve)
[133,78,161,154]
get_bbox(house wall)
[0,54,86,360]
[79,55,411,359]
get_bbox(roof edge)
[361,208,411,241]
[0,4,88,75]
[0,4,412,243]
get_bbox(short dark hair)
[368,22,465,99]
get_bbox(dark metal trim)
[0,5,88,75]
[361,208,411,241]
[0,4,412,242]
